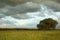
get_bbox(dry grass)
[0,30,60,40]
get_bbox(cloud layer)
[0,0,60,28]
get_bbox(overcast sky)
[0,0,60,28]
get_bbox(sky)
[0,0,60,29]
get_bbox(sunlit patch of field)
[0,30,60,40]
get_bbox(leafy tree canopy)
[37,18,58,30]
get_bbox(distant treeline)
[0,28,60,30]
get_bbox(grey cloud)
[0,0,29,6]
[52,0,60,3]
[0,0,57,7]
[41,1,60,12]
[0,2,40,18]
[0,0,60,10]
[0,14,5,18]
[0,2,6,8]
[0,1,60,19]
[12,14,31,19]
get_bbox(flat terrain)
[0,30,60,40]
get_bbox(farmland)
[0,29,60,40]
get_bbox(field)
[0,30,60,40]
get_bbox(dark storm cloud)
[5,3,40,15]
[52,0,60,3]
[0,2,40,18]
[0,0,60,12]
[41,1,60,12]
[0,0,60,18]
[0,2,6,8]
[0,0,53,7]
[0,0,29,6]
[0,0,60,9]
[0,0,30,8]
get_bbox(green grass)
[0,30,60,40]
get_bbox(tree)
[37,18,58,30]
